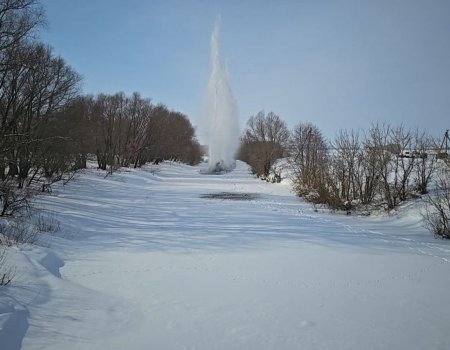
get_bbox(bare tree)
[86,95,201,172]
[364,124,416,209]
[62,95,96,170]
[0,1,43,42]
[91,93,126,172]
[413,130,436,195]
[331,129,362,205]
[121,92,153,167]
[337,129,381,206]
[0,1,82,215]
[145,105,201,164]
[289,122,328,197]
[8,43,80,187]
[239,111,289,177]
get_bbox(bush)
[0,180,31,217]
[0,220,38,246]
[423,173,450,239]
[239,111,289,178]
[33,211,60,234]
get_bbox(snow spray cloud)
[204,19,240,172]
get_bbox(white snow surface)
[1,160,450,350]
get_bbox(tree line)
[238,111,449,238]
[0,0,201,216]
[50,93,201,175]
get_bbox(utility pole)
[437,129,450,160]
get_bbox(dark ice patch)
[200,192,259,201]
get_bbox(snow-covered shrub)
[263,160,287,183]
[33,211,60,234]
[0,220,38,246]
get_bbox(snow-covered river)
[2,161,450,349]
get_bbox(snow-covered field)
[1,161,450,350]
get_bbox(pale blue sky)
[41,0,450,141]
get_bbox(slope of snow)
[1,161,450,349]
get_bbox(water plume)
[204,19,240,173]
